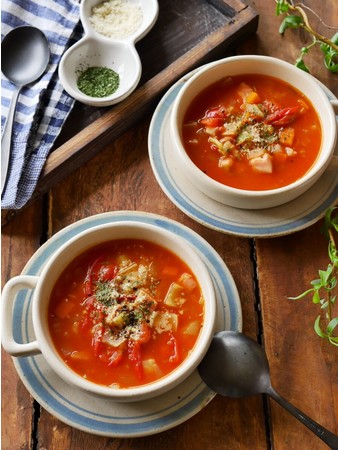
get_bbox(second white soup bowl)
[170,55,338,209]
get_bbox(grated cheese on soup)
[90,0,143,39]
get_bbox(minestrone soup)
[182,74,322,191]
[48,239,204,388]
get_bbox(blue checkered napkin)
[1,0,83,209]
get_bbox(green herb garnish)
[95,280,116,306]
[289,208,338,346]
[275,0,338,73]
[77,66,120,97]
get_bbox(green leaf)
[279,15,304,35]
[324,207,338,235]
[328,277,337,290]
[331,32,338,45]
[312,290,321,304]
[319,266,333,285]
[310,278,322,288]
[300,46,310,56]
[321,33,338,52]
[323,51,338,73]
[328,337,338,346]
[320,39,338,73]
[295,57,310,73]
[326,60,338,74]
[320,300,329,309]
[276,0,290,15]
[327,317,338,334]
[328,241,338,265]
[314,315,327,338]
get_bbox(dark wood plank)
[256,223,338,450]
[239,0,338,448]
[1,203,44,449]
[37,398,267,450]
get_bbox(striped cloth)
[1,0,83,209]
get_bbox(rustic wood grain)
[256,223,338,450]
[1,203,44,449]
[239,0,338,448]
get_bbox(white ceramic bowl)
[59,0,159,106]
[1,219,216,402]
[171,55,338,209]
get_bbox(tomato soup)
[48,239,204,388]
[182,74,322,191]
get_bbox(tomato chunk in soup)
[48,239,204,388]
[182,74,322,191]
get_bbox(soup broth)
[48,239,204,388]
[182,74,322,191]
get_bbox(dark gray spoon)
[1,26,50,196]
[198,331,338,449]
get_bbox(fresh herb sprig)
[289,208,338,346]
[275,0,338,73]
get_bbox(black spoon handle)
[267,386,338,449]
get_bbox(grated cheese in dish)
[90,0,143,39]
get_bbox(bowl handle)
[1,275,41,356]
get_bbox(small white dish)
[59,0,159,106]
[148,67,338,238]
[8,211,242,437]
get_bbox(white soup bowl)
[1,219,216,402]
[171,55,338,209]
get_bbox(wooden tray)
[34,0,259,202]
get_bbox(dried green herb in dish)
[77,66,120,97]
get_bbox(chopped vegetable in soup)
[182,74,322,191]
[48,239,204,388]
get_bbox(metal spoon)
[198,331,338,449]
[1,26,50,196]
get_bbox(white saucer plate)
[148,71,338,238]
[12,211,242,437]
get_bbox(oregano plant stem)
[289,208,338,346]
[275,0,338,73]
[290,3,338,51]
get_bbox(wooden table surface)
[2,0,338,449]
